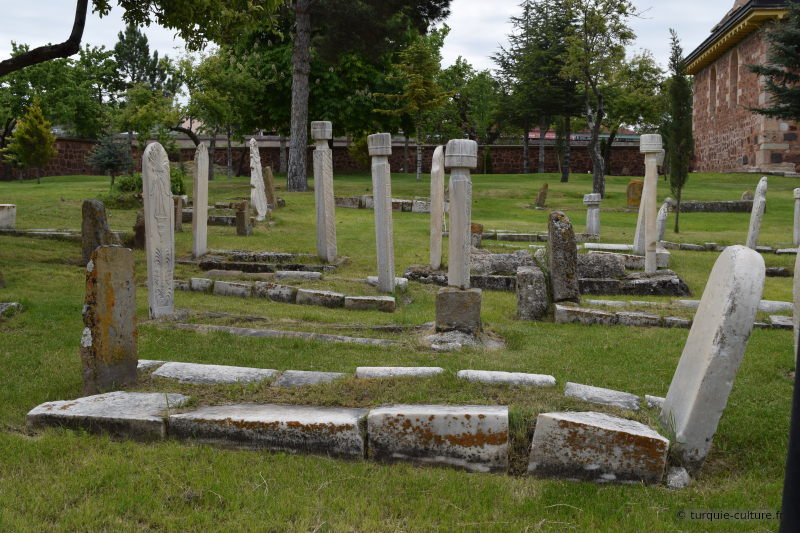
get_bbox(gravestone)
[660,245,765,470]
[81,245,138,395]
[745,176,768,249]
[583,193,601,236]
[795,248,800,366]
[741,190,754,201]
[368,133,395,293]
[311,121,337,262]
[142,142,174,319]
[192,143,209,258]
[132,209,145,249]
[173,196,183,232]
[0,204,16,229]
[264,165,278,208]
[430,145,445,269]
[535,183,549,208]
[548,211,580,303]
[517,265,548,320]
[81,199,117,264]
[436,139,481,335]
[627,180,644,209]
[249,138,269,222]
[236,201,252,236]
[794,188,800,247]
[656,200,670,242]
[640,134,662,273]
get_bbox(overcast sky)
[0,0,733,73]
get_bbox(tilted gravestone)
[660,245,765,471]
[192,143,209,258]
[236,201,252,236]
[142,142,175,319]
[627,180,644,209]
[81,245,138,395]
[264,165,278,209]
[249,138,269,222]
[311,121,337,262]
[547,211,580,303]
[745,176,768,249]
[81,199,117,264]
[656,200,670,243]
[368,133,395,293]
[429,145,445,270]
[535,183,548,208]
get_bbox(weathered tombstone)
[517,265,548,320]
[368,133,395,293]
[627,180,644,209]
[436,139,481,334]
[660,245,765,471]
[583,193,601,236]
[548,211,580,303]
[741,190,754,201]
[249,138,269,222]
[745,176,768,249]
[81,199,117,264]
[192,143,209,258]
[236,201,252,236]
[311,121,337,262]
[429,145,445,270]
[656,200,670,242]
[173,196,183,232]
[263,166,278,209]
[0,204,16,229]
[793,188,800,247]
[81,245,138,395]
[640,134,662,273]
[132,209,146,249]
[535,183,549,208]
[142,142,174,319]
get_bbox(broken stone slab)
[271,370,346,388]
[355,367,444,379]
[27,391,191,440]
[517,266,549,320]
[645,395,665,409]
[344,296,396,313]
[470,249,533,275]
[766,267,791,277]
[174,280,190,291]
[152,362,278,384]
[616,311,663,328]
[584,243,634,252]
[198,259,332,274]
[666,466,691,490]
[528,411,668,484]
[578,253,626,279]
[175,323,399,347]
[170,404,367,459]
[548,211,581,303]
[334,196,363,209]
[769,315,793,329]
[679,243,706,251]
[217,250,318,263]
[204,269,246,279]
[620,272,689,297]
[190,277,214,293]
[212,281,253,298]
[578,278,624,295]
[296,289,345,308]
[554,305,618,326]
[664,316,692,328]
[275,271,322,282]
[367,404,509,473]
[585,299,628,308]
[456,370,556,387]
[776,248,798,255]
[366,276,408,290]
[564,382,640,411]
[435,287,482,334]
[470,275,515,292]
[137,359,165,370]
[678,298,792,314]
[0,302,23,317]
[253,282,298,303]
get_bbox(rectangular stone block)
[213,281,253,298]
[27,391,190,440]
[275,271,322,281]
[456,370,556,387]
[189,277,214,292]
[554,305,618,326]
[435,287,482,333]
[564,382,640,411]
[528,411,668,483]
[0,204,16,229]
[334,196,362,209]
[367,405,509,473]
[253,282,298,303]
[517,266,548,320]
[412,198,431,213]
[152,362,278,384]
[664,316,692,328]
[271,370,346,388]
[355,367,444,379]
[296,289,345,308]
[169,404,368,459]
[367,276,408,290]
[616,311,663,328]
[344,296,396,312]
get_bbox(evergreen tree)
[2,98,57,183]
[664,29,693,233]
[85,133,133,187]
[113,25,180,96]
[748,2,800,122]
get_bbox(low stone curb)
[174,323,401,347]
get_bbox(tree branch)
[170,125,200,147]
[0,0,89,77]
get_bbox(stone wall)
[1,138,646,180]
[692,23,800,173]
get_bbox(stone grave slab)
[296,289,345,308]
[456,370,556,387]
[152,362,278,384]
[367,276,408,290]
[344,296,396,312]
[355,367,444,379]
[137,359,165,370]
[275,271,322,281]
[212,281,253,298]
[271,370,346,388]
[564,382,640,411]
[253,282,298,303]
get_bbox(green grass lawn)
[0,170,795,531]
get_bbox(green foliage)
[169,165,187,196]
[2,98,57,179]
[113,84,180,152]
[113,24,181,96]
[115,172,142,193]
[748,3,800,122]
[85,134,133,184]
[347,136,370,169]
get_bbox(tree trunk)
[522,123,530,174]
[674,187,682,234]
[236,146,247,176]
[403,136,409,173]
[537,115,547,173]
[561,115,571,183]
[415,125,422,182]
[287,0,312,192]
[603,127,618,175]
[279,135,287,173]
[586,96,605,197]
[208,131,216,182]
[225,125,233,179]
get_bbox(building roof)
[685,0,795,75]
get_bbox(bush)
[347,136,370,170]
[116,173,143,193]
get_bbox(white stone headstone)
[793,188,800,247]
[794,248,800,367]
[0,204,16,229]
[745,176,768,249]
[583,193,601,236]
[660,245,765,469]
[249,139,269,222]
[311,121,337,262]
[192,143,209,258]
[656,200,670,242]
[429,145,445,270]
[445,139,478,289]
[142,142,175,318]
[640,134,662,273]
[368,133,395,293]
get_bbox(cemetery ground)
[0,169,795,531]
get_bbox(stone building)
[687,0,800,174]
